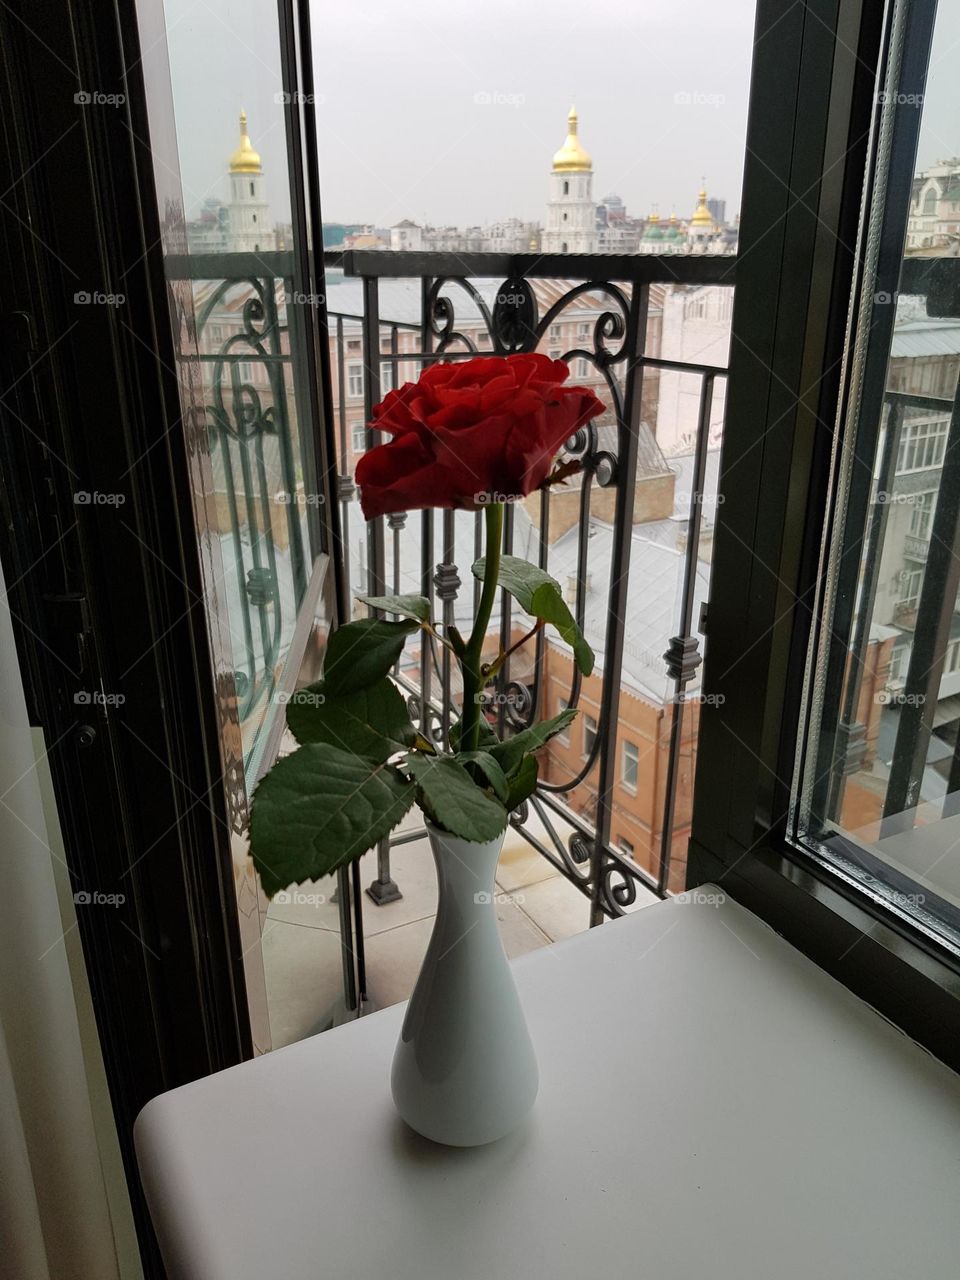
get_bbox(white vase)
[391,822,539,1146]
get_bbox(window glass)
[797,2,960,953]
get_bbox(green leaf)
[505,753,539,810]
[286,678,415,762]
[473,554,594,676]
[457,749,509,802]
[405,754,507,843]
[489,707,578,775]
[250,744,415,897]
[356,593,431,623]
[449,715,500,752]
[324,616,419,695]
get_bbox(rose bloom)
[355,353,605,519]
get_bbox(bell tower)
[226,109,275,252]
[543,106,596,254]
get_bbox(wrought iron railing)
[168,247,735,921]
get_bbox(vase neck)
[427,825,504,904]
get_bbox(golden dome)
[690,183,713,227]
[229,109,262,174]
[552,106,592,173]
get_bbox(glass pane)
[136,0,342,1050]
[797,2,960,952]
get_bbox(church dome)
[229,109,262,174]
[690,184,713,228]
[643,210,664,241]
[663,212,682,241]
[552,106,592,173]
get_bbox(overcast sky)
[161,0,960,230]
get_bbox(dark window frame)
[689,0,960,1070]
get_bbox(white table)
[136,889,960,1279]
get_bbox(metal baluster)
[590,283,650,925]
[659,374,714,896]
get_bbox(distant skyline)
[164,0,756,228]
[161,0,960,232]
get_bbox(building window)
[347,363,364,398]
[347,339,361,353]
[576,357,589,379]
[909,490,937,541]
[577,322,590,338]
[561,242,568,252]
[549,349,562,362]
[563,180,569,195]
[351,424,366,454]
[898,561,924,610]
[617,836,634,858]
[896,416,948,473]
[249,181,255,196]
[562,212,568,222]
[380,361,394,392]
[583,713,598,758]
[621,740,639,792]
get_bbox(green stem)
[460,502,504,752]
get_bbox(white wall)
[0,562,140,1280]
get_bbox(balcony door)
[133,0,361,1046]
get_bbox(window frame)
[688,0,960,1069]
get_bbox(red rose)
[355,353,605,520]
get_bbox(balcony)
[167,246,734,1039]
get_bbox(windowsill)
[136,889,960,1278]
